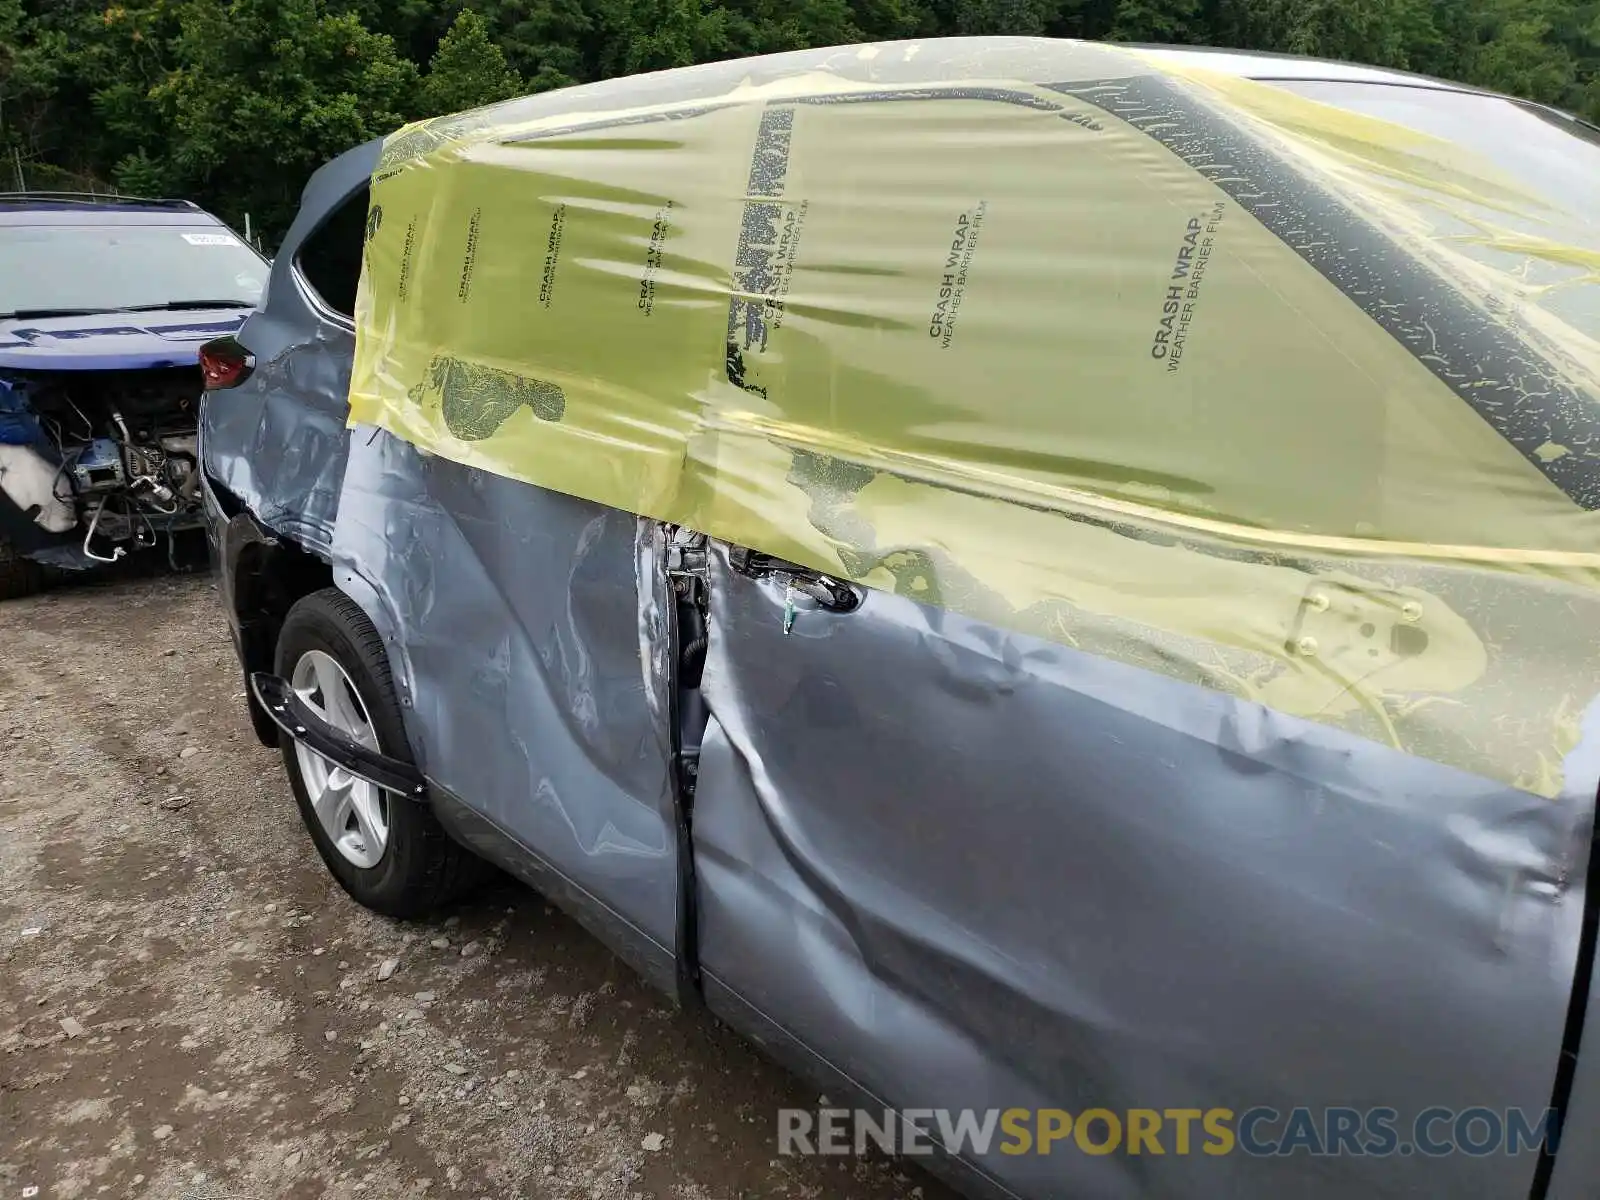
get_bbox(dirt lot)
[1,572,954,1200]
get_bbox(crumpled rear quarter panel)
[202,319,354,555]
[331,428,679,984]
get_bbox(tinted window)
[0,224,267,316]
[296,186,369,319]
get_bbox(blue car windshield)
[0,223,268,316]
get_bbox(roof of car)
[1134,43,1492,90]
[296,38,1584,224]
[0,193,231,226]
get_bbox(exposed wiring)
[15,385,202,554]
[131,500,158,546]
[64,396,94,439]
[50,445,83,506]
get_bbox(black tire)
[275,587,479,918]
[0,536,43,601]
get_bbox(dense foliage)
[2,0,1597,245]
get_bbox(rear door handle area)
[727,546,863,614]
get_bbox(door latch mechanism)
[728,546,862,623]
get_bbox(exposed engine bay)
[0,367,204,567]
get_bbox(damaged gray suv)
[202,39,1600,1200]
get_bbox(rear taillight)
[199,336,255,390]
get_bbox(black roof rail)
[0,191,204,210]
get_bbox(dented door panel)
[693,543,1597,1200]
[331,427,680,987]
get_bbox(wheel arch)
[223,512,334,745]
[227,527,423,762]
[331,563,425,766]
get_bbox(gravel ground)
[0,572,955,1200]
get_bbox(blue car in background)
[0,192,269,597]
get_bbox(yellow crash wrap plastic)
[349,38,1600,794]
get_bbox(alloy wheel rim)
[290,649,389,869]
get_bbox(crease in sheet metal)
[691,543,1599,1200]
[330,427,681,952]
[346,36,1600,793]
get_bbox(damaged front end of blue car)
[0,194,269,595]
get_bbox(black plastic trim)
[1529,795,1600,1200]
[250,670,427,800]
[664,532,703,1010]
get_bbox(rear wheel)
[275,587,478,917]
[0,536,43,601]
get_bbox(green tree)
[2,0,1598,246]
[929,0,1067,36]
[613,0,732,73]
[329,0,460,65]
[148,0,419,235]
[1,1,179,191]
[419,7,524,114]
[848,0,936,40]
[481,0,597,91]
[1458,0,1582,107]
[1107,0,1203,41]
[715,0,862,57]
[1209,0,1445,69]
